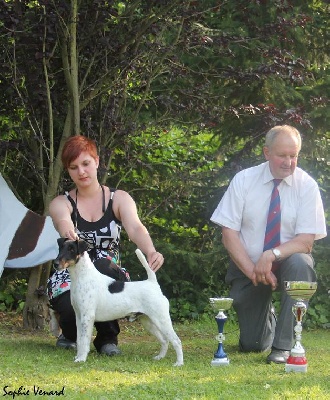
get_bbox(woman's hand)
[63,229,79,241]
[147,251,164,272]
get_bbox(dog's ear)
[57,237,67,249]
[77,239,89,254]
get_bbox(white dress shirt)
[211,162,327,263]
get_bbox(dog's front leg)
[74,314,94,362]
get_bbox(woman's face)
[67,151,99,187]
[263,132,300,179]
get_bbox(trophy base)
[285,363,308,373]
[285,355,308,373]
[211,357,230,366]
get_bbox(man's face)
[263,132,300,179]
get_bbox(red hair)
[61,136,98,169]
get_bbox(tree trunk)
[23,264,50,330]
[22,0,79,330]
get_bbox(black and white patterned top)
[47,188,122,300]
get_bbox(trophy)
[209,297,233,366]
[284,281,317,373]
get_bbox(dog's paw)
[153,354,164,361]
[74,356,87,363]
[173,361,184,367]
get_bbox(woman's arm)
[113,190,164,271]
[49,196,77,240]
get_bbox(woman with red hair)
[47,135,164,356]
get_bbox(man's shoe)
[266,348,290,364]
[100,343,121,356]
[56,334,76,349]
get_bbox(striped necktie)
[263,179,282,254]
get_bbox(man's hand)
[253,251,277,290]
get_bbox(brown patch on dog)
[7,210,46,260]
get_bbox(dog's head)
[53,238,89,270]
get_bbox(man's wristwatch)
[271,248,281,262]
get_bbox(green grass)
[0,312,329,399]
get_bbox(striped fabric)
[263,179,282,269]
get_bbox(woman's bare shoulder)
[49,193,73,214]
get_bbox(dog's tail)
[135,249,157,282]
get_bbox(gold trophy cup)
[284,281,317,373]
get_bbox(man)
[211,125,327,363]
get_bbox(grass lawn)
[0,312,329,399]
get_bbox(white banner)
[0,174,60,277]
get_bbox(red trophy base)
[285,355,308,373]
[284,281,317,374]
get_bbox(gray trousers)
[225,253,316,352]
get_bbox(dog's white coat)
[58,242,183,366]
